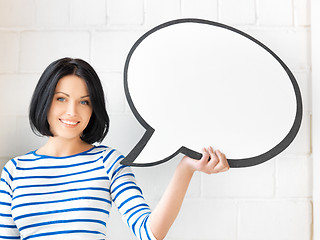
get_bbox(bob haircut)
[29,57,109,144]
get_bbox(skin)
[36,75,230,240]
[36,75,94,156]
[149,147,229,239]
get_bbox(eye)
[80,100,90,105]
[57,97,65,102]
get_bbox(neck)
[37,137,94,157]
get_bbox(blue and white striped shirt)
[0,145,156,240]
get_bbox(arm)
[0,161,20,239]
[107,150,157,240]
[149,147,229,240]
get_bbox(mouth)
[59,119,80,128]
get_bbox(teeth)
[61,119,79,125]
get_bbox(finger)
[215,150,227,162]
[213,150,230,172]
[200,148,210,162]
[220,167,229,172]
[197,148,211,173]
[207,146,219,168]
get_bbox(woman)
[0,58,229,240]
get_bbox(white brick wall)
[107,0,144,26]
[181,0,218,21]
[0,0,312,239]
[144,0,181,27]
[35,0,69,27]
[70,0,107,25]
[220,0,256,25]
[20,31,91,72]
[91,31,143,71]
[238,200,312,240]
[0,32,19,73]
[202,159,275,198]
[0,0,35,27]
[167,199,238,240]
[258,0,294,26]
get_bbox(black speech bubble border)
[120,18,303,168]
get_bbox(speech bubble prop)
[120,18,302,168]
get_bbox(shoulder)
[2,150,35,170]
[95,145,125,163]
[1,159,16,182]
[0,151,34,184]
[96,145,130,176]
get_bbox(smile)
[59,119,80,127]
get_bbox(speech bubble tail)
[121,131,185,167]
[179,147,202,160]
[120,128,154,166]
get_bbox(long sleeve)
[104,150,156,240]
[0,160,20,239]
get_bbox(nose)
[66,101,77,117]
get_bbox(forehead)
[55,75,89,95]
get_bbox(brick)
[0,0,35,27]
[203,158,274,197]
[293,0,310,26]
[292,71,311,113]
[0,116,17,157]
[258,0,293,26]
[276,156,312,197]
[246,29,310,70]
[219,0,256,25]
[0,75,19,116]
[134,155,201,200]
[238,200,312,240]
[20,31,90,72]
[166,199,237,239]
[70,0,106,25]
[92,31,143,71]
[282,113,311,155]
[35,0,69,27]
[181,0,218,21]
[0,74,40,116]
[107,0,144,25]
[144,0,181,27]
[99,73,126,113]
[0,32,19,73]
[102,112,145,155]
[15,74,40,116]
[133,161,176,201]
[15,116,47,157]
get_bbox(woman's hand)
[180,147,230,175]
[149,147,229,239]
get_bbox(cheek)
[47,102,64,125]
[82,107,93,122]
[48,103,60,118]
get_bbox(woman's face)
[47,75,93,141]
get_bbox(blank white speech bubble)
[121,19,302,168]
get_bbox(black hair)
[29,57,109,144]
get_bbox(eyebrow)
[55,92,90,98]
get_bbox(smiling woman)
[29,58,109,154]
[43,75,93,154]
[0,57,229,240]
